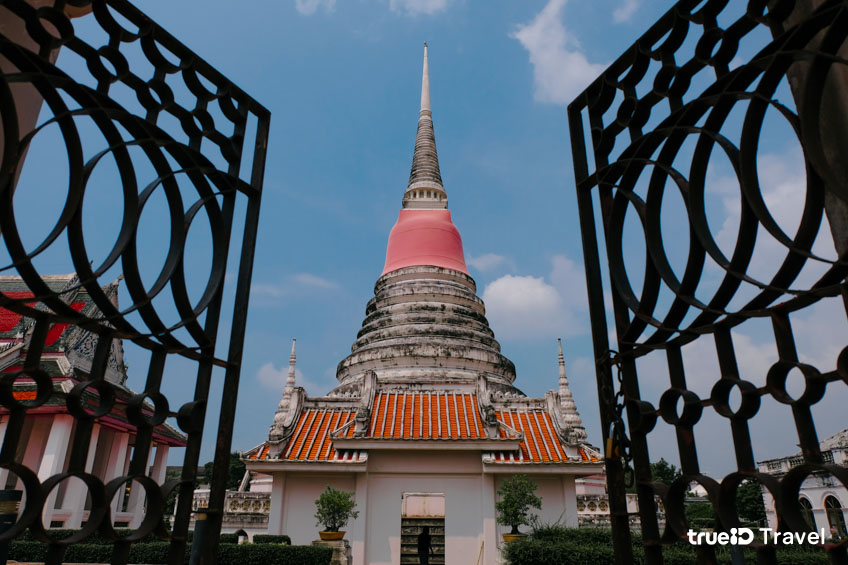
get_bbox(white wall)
[282,473,356,545]
[271,451,581,565]
[493,474,569,538]
[365,474,485,565]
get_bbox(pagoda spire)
[282,338,297,404]
[270,339,300,441]
[403,43,447,209]
[557,339,587,442]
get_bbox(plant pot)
[319,531,345,541]
[502,532,527,542]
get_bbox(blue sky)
[8,0,848,479]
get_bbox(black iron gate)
[0,0,269,563]
[569,0,848,563]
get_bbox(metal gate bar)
[568,1,848,563]
[0,0,269,563]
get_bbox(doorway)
[401,493,445,565]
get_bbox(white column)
[38,415,74,525]
[267,472,286,535]
[151,445,169,485]
[562,475,578,528]
[0,416,9,488]
[481,473,498,565]
[127,447,152,528]
[103,432,129,515]
[351,472,368,565]
[63,423,100,529]
[21,417,50,477]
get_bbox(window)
[826,496,847,538]
[799,498,815,532]
[789,456,804,468]
[823,451,835,464]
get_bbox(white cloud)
[613,0,639,23]
[709,148,836,308]
[251,282,286,298]
[250,273,340,299]
[467,253,510,272]
[549,254,586,299]
[257,362,330,396]
[481,254,587,340]
[389,0,450,15]
[295,0,335,15]
[511,0,606,105]
[290,273,340,289]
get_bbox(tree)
[314,486,359,532]
[495,474,543,534]
[651,458,682,485]
[736,480,767,526]
[202,452,246,490]
[686,501,715,530]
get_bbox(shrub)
[218,533,239,544]
[314,486,359,532]
[8,541,47,562]
[253,534,292,544]
[10,540,330,564]
[496,475,542,535]
[217,543,332,565]
[503,539,617,565]
[501,526,833,565]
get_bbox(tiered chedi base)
[332,265,520,396]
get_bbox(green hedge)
[8,541,331,565]
[503,539,617,565]
[502,527,831,565]
[253,534,292,545]
[9,541,180,564]
[218,543,331,565]
[14,528,167,544]
[218,533,239,544]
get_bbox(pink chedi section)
[382,209,469,275]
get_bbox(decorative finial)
[556,339,587,443]
[404,44,446,209]
[420,43,430,114]
[271,339,298,439]
[283,339,297,400]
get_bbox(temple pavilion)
[242,45,602,565]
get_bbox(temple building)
[758,429,848,537]
[0,273,186,529]
[242,46,602,565]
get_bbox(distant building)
[758,429,848,536]
[0,273,185,528]
[236,46,603,565]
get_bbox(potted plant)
[314,486,359,540]
[496,474,542,542]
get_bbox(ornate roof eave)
[268,386,305,448]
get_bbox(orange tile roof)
[487,409,581,464]
[368,391,487,440]
[578,447,599,462]
[247,396,600,467]
[249,444,270,460]
[248,408,365,463]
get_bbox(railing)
[568,0,848,562]
[0,0,269,563]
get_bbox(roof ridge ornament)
[557,338,587,444]
[403,43,447,209]
[269,339,301,443]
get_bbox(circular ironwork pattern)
[569,0,848,562]
[0,1,270,562]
